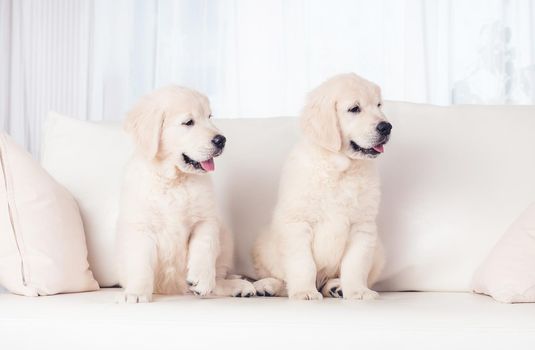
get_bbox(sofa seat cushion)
[1,290,534,349]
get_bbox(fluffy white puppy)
[253,73,390,300]
[116,86,255,303]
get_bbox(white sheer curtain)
[1,0,535,155]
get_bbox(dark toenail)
[265,292,273,297]
[330,287,337,293]
[244,293,252,298]
[234,292,242,297]
[256,291,265,297]
[337,289,343,297]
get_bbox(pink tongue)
[200,158,215,172]
[373,144,384,153]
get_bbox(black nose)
[376,122,392,136]
[212,134,226,149]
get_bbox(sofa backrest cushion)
[41,103,535,291]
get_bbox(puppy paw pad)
[186,280,197,287]
[329,286,343,298]
[321,278,343,298]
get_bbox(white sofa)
[1,101,535,349]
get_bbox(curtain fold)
[1,0,534,155]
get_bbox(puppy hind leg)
[201,225,256,298]
[320,278,343,298]
[253,277,286,297]
[214,225,234,279]
[368,239,385,287]
[212,277,256,298]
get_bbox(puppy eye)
[378,102,382,108]
[348,105,361,113]
[182,119,194,126]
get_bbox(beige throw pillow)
[472,203,535,303]
[0,132,98,295]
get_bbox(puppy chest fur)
[273,151,380,276]
[311,167,380,276]
[119,160,217,294]
[312,215,350,278]
[150,177,218,293]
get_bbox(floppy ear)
[300,88,342,153]
[124,96,165,160]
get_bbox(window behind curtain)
[1,0,535,155]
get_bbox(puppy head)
[301,73,391,160]
[124,85,225,174]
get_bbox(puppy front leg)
[283,222,322,300]
[187,221,219,296]
[340,223,379,300]
[117,231,157,303]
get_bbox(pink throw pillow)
[472,203,535,303]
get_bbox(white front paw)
[344,288,379,300]
[187,266,216,296]
[289,290,323,300]
[116,291,153,303]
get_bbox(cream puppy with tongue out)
[116,85,255,303]
[253,73,391,300]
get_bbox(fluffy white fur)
[116,86,255,303]
[253,73,388,300]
